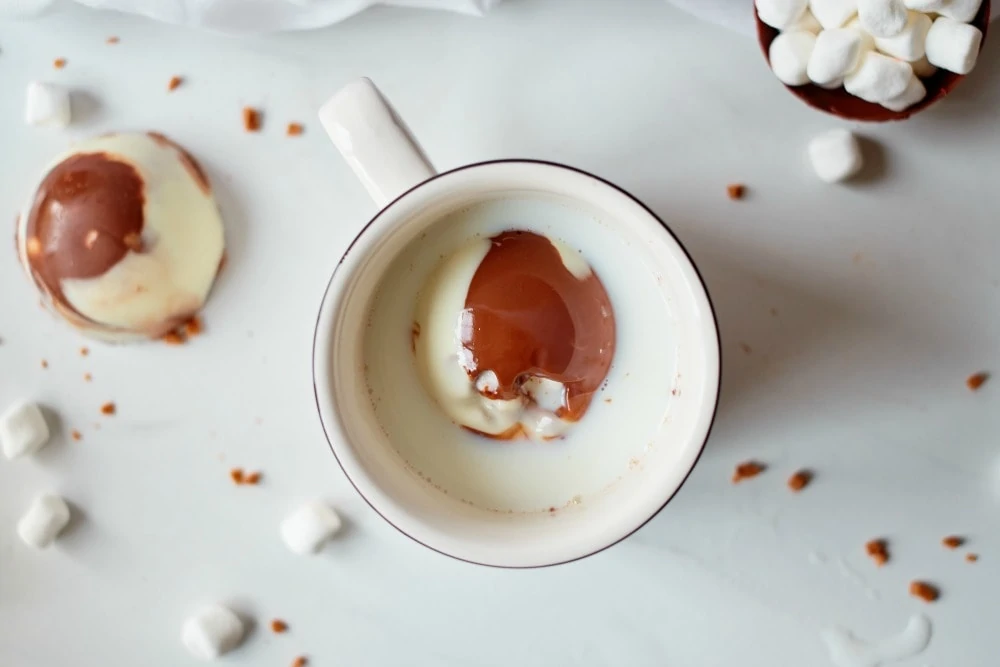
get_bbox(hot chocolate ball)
[16,132,225,342]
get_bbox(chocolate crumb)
[184,317,203,337]
[230,468,244,485]
[41,359,48,369]
[909,580,939,603]
[287,122,304,136]
[80,347,89,356]
[727,184,746,200]
[106,36,119,44]
[787,469,812,492]
[942,535,964,550]
[866,539,889,567]
[53,58,66,69]
[100,402,116,416]
[244,471,262,485]
[739,342,752,355]
[291,657,308,667]
[270,619,288,633]
[71,429,82,441]
[243,107,262,132]
[162,331,185,345]
[732,461,765,483]
[84,373,92,382]
[167,76,183,92]
[966,553,979,563]
[967,372,989,391]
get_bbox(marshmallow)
[810,0,859,29]
[875,11,932,60]
[792,8,824,32]
[808,128,864,183]
[858,0,908,37]
[845,51,914,102]
[925,16,982,74]
[770,31,818,85]
[882,75,928,110]
[1,401,50,459]
[903,0,946,10]
[819,77,846,88]
[937,0,983,22]
[911,54,938,77]
[182,605,245,661]
[808,28,871,85]
[280,501,342,555]
[18,494,70,548]
[24,82,71,128]
[757,0,809,29]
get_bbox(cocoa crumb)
[909,580,939,603]
[604,398,612,404]
[732,461,765,483]
[966,553,979,563]
[286,122,304,136]
[184,317,203,336]
[106,36,119,44]
[53,58,66,69]
[739,342,752,355]
[71,429,82,441]
[84,373,93,382]
[866,539,889,567]
[162,331,185,345]
[100,402,116,416]
[41,359,48,369]
[942,535,964,550]
[727,184,746,200]
[244,471,262,485]
[787,469,812,492]
[291,657,308,667]
[80,347,89,356]
[270,619,288,633]
[243,107,262,132]
[167,76,183,92]
[967,372,989,391]
[230,468,245,484]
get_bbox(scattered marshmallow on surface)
[882,75,928,110]
[858,0,908,37]
[937,0,983,22]
[845,51,914,102]
[182,605,245,661]
[1,401,50,459]
[281,500,342,555]
[911,54,938,77]
[925,16,982,74]
[808,128,864,183]
[18,494,70,548]
[24,82,71,128]
[757,0,809,29]
[810,0,859,29]
[903,0,946,10]
[770,31,818,85]
[875,10,932,61]
[808,28,871,86]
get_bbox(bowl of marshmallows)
[756,0,990,121]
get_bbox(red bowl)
[756,1,991,121]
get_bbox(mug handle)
[319,78,437,208]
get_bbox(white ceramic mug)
[313,78,721,568]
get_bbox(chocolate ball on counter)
[15,132,225,342]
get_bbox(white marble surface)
[0,2,997,665]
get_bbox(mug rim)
[312,158,723,569]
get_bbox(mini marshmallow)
[1,401,50,459]
[182,605,244,661]
[791,8,823,32]
[937,0,983,22]
[845,51,914,102]
[808,128,864,183]
[925,16,982,74]
[281,500,342,555]
[875,11,932,61]
[17,494,70,548]
[24,82,71,128]
[808,28,871,86]
[882,75,928,110]
[770,31,818,85]
[903,0,946,10]
[819,77,846,88]
[911,54,938,77]
[810,0,859,29]
[858,0,908,37]
[757,0,809,29]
